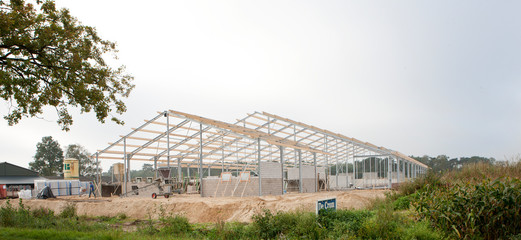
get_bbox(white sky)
[1,0,520,171]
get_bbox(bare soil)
[1,190,386,223]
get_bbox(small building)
[0,162,47,190]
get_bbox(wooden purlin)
[260,111,428,168]
[391,151,429,168]
[168,110,331,155]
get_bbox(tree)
[64,144,97,177]
[0,0,134,131]
[30,136,63,176]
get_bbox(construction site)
[1,109,429,223]
[92,109,428,199]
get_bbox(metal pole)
[388,157,392,189]
[166,111,170,168]
[177,157,181,180]
[258,138,262,196]
[336,140,339,189]
[298,149,303,193]
[313,152,317,192]
[325,137,329,190]
[199,124,203,196]
[397,158,400,184]
[123,137,127,196]
[369,157,372,187]
[345,145,348,189]
[154,156,157,178]
[96,152,101,196]
[280,146,285,195]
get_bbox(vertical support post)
[199,124,203,196]
[345,145,348,189]
[166,111,170,168]
[123,137,127,196]
[388,156,392,189]
[313,152,317,193]
[96,152,101,196]
[397,157,400,184]
[280,146,285,195]
[369,157,372,188]
[257,138,262,196]
[402,159,406,182]
[221,134,224,173]
[325,137,329,190]
[298,149,303,193]
[363,155,366,187]
[154,156,158,178]
[407,162,412,180]
[177,158,181,180]
[335,140,339,189]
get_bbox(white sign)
[316,197,337,214]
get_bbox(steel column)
[280,146,285,195]
[258,138,262,196]
[388,157,392,189]
[166,111,170,168]
[123,137,127,196]
[298,149,303,193]
[199,124,203,196]
[314,152,317,192]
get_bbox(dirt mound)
[0,190,386,223]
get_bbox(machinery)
[150,167,183,199]
[122,167,184,198]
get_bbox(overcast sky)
[1,0,520,171]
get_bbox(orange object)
[0,184,7,198]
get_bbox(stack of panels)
[34,180,91,196]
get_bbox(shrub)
[415,177,521,239]
[359,203,404,239]
[397,171,443,196]
[159,215,192,235]
[252,209,326,239]
[0,199,16,227]
[318,208,372,233]
[59,203,77,219]
[393,195,411,210]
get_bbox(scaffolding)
[93,109,428,197]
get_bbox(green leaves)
[414,178,521,239]
[0,0,134,131]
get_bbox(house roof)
[0,162,39,177]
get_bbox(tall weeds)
[415,177,521,239]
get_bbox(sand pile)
[0,190,386,223]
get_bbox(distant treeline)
[410,155,495,173]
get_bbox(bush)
[397,171,443,196]
[358,203,404,239]
[393,195,411,210]
[159,215,192,235]
[318,208,372,233]
[59,203,77,219]
[415,177,521,239]
[252,209,325,239]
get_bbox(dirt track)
[1,190,386,223]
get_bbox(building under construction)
[93,110,428,198]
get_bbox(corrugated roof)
[0,162,39,177]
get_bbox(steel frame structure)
[93,109,428,197]
[239,111,428,190]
